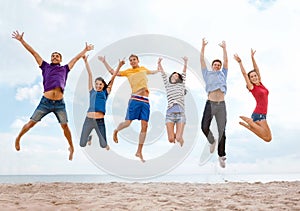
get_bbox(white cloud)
[15,83,42,104]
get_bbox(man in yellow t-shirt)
[99,54,159,162]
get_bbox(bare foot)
[178,139,184,147]
[135,152,145,163]
[106,145,110,151]
[87,135,92,146]
[15,137,21,151]
[69,146,74,161]
[113,130,118,143]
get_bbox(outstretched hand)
[85,42,94,52]
[251,48,256,57]
[233,54,241,63]
[182,56,188,63]
[202,38,208,47]
[98,56,105,63]
[12,30,24,41]
[219,41,226,49]
[118,58,125,66]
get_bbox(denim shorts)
[251,113,267,122]
[165,112,186,124]
[30,96,68,124]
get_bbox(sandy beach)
[0,181,299,210]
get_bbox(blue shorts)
[251,113,266,122]
[165,112,186,124]
[30,96,68,124]
[125,96,150,121]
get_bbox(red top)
[250,82,269,114]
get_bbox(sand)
[0,181,299,210]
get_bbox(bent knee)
[263,136,272,142]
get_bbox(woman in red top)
[234,49,272,142]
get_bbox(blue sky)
[0,0,300,178]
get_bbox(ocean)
[0,173,299,184]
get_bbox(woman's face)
[249,71,259,84]
[95,80,105,91]
[171,73,180,83]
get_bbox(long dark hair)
[169,72,183,84]
[95,77,109,90]
[168,72,187,95]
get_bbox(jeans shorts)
[165,112,186,124]
[251,113,267,122]
[30,96,68,124]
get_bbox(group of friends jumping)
[12,30,272,168]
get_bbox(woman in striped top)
[157,57,188,146]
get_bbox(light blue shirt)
[202,67,228,94]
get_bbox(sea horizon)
[1,173,299,184]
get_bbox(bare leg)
[113,120,132,143]
[61,123,74,160]
[135,120,148,163]
[239,116,272,142]
[175,122,185,147]
[15,120,37,151]
[166,122,175,143]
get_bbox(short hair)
[129,54,139,60]
[212,59,222,66]
[51,52,62,60]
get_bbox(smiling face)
[129,55,139,68]
[212,60,222,71]
[51,52,62,64]
[248,70,260,85]
[95,79,105,91]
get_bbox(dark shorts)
[30,96,68,124]
[125,95,150,121]
[251,113,267,122]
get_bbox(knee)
[61,123,69,130]
[263,135,272,142]
[141,122,148,132]
[201,124,209,135]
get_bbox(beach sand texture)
[0,181,299,210]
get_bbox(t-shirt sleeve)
[119,68,129,76]
[39,61,47,70]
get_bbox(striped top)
[161,72,186,110]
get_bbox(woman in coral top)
[234,49,272,142]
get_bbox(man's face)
[129,56,139,68]
[212,61,222,71]
[51,53,62,64]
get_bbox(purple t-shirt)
[40,61,70,92]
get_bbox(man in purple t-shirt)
[12,30,94,160]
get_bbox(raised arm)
[219,40,228,70]
[251,49,261,81]
[234,54,253,90]
[82,55,93,91]
[98,56,118,75]
[200,38,208,70]
[68,42,94,70]
[157,57,164,73]
[106,59,125,94]
[12,31,43,66]
[182,56,188,73]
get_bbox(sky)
[0,0,300,179]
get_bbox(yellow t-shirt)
[119,66,152,93]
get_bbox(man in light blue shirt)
[200,38,228,168]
